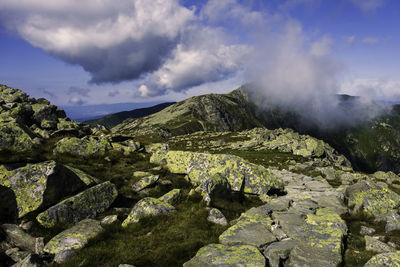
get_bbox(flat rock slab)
[157,189,181,205]
[44,219,103,255]
[183,244,266,267]
[219,206,276,247]
[36,181,117,228]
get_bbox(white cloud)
[362,37,379,44]
[68,97,85,105]
[0,0,194,84]
[340,79,400,101]
[349,0,386,12]
[310,35,333,57]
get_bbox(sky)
[0,0,399,107]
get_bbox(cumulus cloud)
[349,0,386,12]
[67,86,90,97]
[0,0,194,84]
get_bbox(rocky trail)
[1,85,400,266]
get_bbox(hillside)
[84,102,175,128]
[1,84,400,267]
[112,87,264,138]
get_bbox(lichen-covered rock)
[371,171,400,184]
[0,121,39,161]
[345,180,400,217]
[365,236,396,253]
[53,136,112,157]
[263,239,296,266]
[150,150,284,196]
[43,219,103,257]
[158,189,181,205]
[112,140,141,155]
[304,207,347,255]
[207,208,228,226]
[0,161,87,218]
[100,215,119,226]
[364,251,400,267]
[195,174,231,198]
[219,206,276,247]
[183,244,266,267]
[360,226,376,236]
[131,175,159,192]
[1,224,43,254]
[122,198,175,227]
[36,182,118,228]
[63,165,100,186]
[384,212,400,232]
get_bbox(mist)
[242,20,389,131]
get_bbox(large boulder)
[0,161,90,218]
[122,197,175,227]
[36,182,118,228]
[0,121,40,162]
[43,219,103,262]
[150,150,284,196]
[53,136,112,158]
[183,244,266,267]
[345,180,400,217]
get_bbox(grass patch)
[342,212,400,267]
[54,195,228,267]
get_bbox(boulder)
[384,212,400,232]
[364,251,400,267]
[43,219,103,262]
[183,244,266,267]
[195,174,231,198]
[207,208,228,226]
[360,226,376,236]
[1,224,43,254]
[101,215,119,226]
[219,206,276,247]
[0,121,39,162]
[157,189,181,205]
[150,150,284,196]
[345,180,400,217]
[0,161,87,218]
[36,182,118,228]
[122,198,175,227]
[53,136,112,158]
[365,236,396,253]
[263,239,296,267]
[131,175,159,192]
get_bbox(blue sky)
[0,0,399,107]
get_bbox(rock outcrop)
[36,182,118,228]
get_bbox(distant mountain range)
[61,101,165,122]
[83,102,175,128]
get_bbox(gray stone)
[384,212,400,232]
[101,215,119,226]
[207,208,228,226]
[158,189,181,205]
[360,226,376,235]
[43,219,103,258]
[36,181,118,228]
[364,251,400,267]
[183,244,266,267]
[263,239,296,267]
[1,224,43,254]
[131,175,159,192]
[365,236,396,253]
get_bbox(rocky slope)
[1,84,400,267]
[112,86,400,174]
